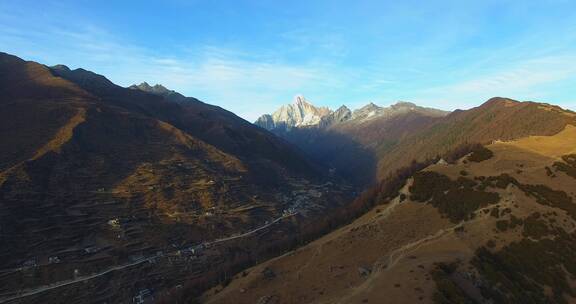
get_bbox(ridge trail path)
[381,199,507,272]
[0,213,296,303]
[335,202,503,304]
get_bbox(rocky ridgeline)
[255,96,447,131]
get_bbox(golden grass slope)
[201,125,576,304]
[496,124,576,158]
[32,108,87,159]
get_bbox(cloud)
[0,15,345,121]
[444,56,576,94]
[410,55,576,110]
[1,0,574,121]
[0,6,403,121]
[138,53,336,120]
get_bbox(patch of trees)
[443,143,488,164]
[349,159,434,215]
[475,173,517,191]
[475,173,575,222]
[520,184,575,220]
[430,262,475,304]
[472,230,576,304]
[522,212,556,239]
[353,142,495,216]
[467,145,494,162]
[554,154,576,179]
[409,171,500,222]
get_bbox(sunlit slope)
[0,52,341,274]
[202,125,576,304]
[376,98,576,180]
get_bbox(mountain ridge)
[201,125,576,304]
[0,52,353,303]
[254,97,450,186]
[3,50,576,304]
[255,96,449,131]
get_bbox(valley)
[0,53,354,303]
[201,124,576,304]
[1,52,575,304]
[3,2,576,303]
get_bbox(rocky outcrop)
[319,105,352,128]
[129,82,192,104]
[256,97,447,131]
[255,114,275,130]
[275,95,331,128]
[256,95,332,130]
[254,98,450,186]
[352,102,382,120]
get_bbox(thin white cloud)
[403,54,576,111]
[1,1,575,121]
[0,18,345,121]
[443,56,576,95]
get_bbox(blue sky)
[1,0,576,121]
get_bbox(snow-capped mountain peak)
[255,97,448,131]
[257,95,332,130]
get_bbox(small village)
[0,174,353,304]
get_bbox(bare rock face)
[350,101,447,123]
[255,114,275,130]
[352,102,382,120]
[129,82,192,104]
[255,96,448,132]
[256,95,332,130]
[319,105,352,128]
[254,98,450,186]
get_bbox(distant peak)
[153,84,168,91]
[484,97,520,106]
[336,105,351,112]
[392,101,417,108]
[131,82,152,89]
[51,64,71,71]
[130,82,171,95]
[359,102,381,110]
[293,95,309,105]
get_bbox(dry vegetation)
[201,124,576,304]
[0,53,352,303]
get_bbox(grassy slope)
[201,124,576,304]
[376,97,576,180]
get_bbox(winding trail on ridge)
[334,201,504,304]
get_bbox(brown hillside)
[50,65,322,183]
[0,52,351,303]
[276,110,444,186]
[201,124,576,304]
[376,97,576,180]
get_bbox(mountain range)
[0,52,352,303]
[255,95,448,131]
[203,123,576,304]
[1,51,576,304]
[255,96,575,187]
[255,96,450,186]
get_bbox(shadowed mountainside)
[257,100,448,186]
[49,65,322,184]
[0,52,353,303]
[257,97,576,188]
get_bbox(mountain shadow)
[273,127,378,187]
